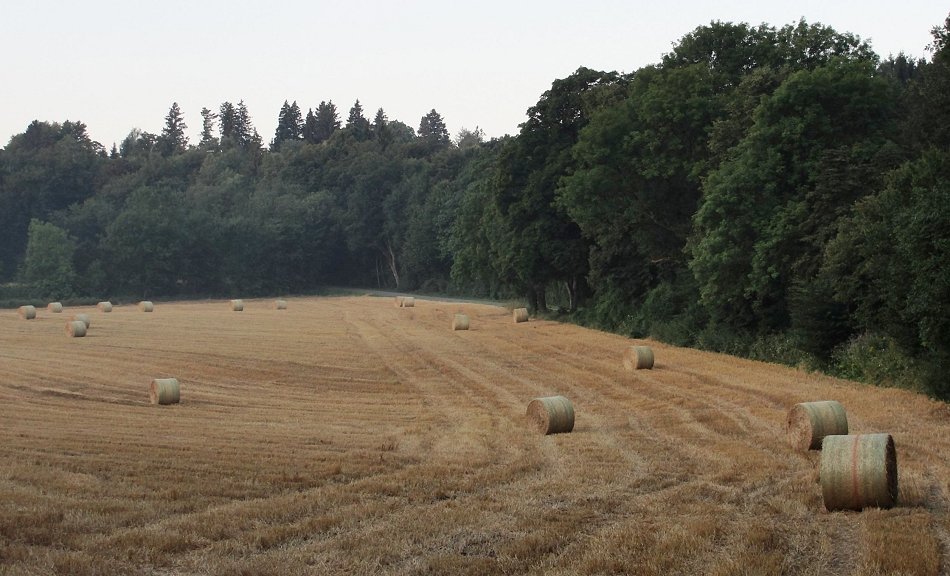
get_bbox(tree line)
[1,17,947,398]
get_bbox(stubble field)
[0,296,948,575]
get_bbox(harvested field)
[0,296,948,575]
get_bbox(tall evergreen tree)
[272,100,303,150]
[219,101,238,143]
[417,109,450,149]
[346,99,371,141]
[311,100,340,143]
[157,102,188,156]
[199,107,218,149]
[303,108,319,144]
[373,107,392,147]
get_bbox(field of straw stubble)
[0,296,948,575]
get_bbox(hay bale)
[17,305,36,320]
[623,345,655,370]
[402,297,415,308]
[275,299,287,310]
[513,308,529,323]
[139,301,154,312]
[452,314,470,330]
[47,302,63,313]
[787,401,848,452]
[526,396,575,435]
[394,296,405,308]
[230,299,244,311]
[66,320,87,337]
[820,433,897,511]
[71,313,91,329]
[150,377,181,405]
[97,301,112,313]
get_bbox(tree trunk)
[383,241,399,288]
[566,279,577,312]
[535,284,548,313]
[527,286,539,312]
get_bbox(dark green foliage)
[272,101,303,150]
[19,219,77,298]
[2,14,949,399]
[157,102,188,156]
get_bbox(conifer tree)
[199,107,218,148]
[346,99,371,140]
[157,102,188,156]
[418,109,450,148]
[273,100,303,149]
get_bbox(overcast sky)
[1,1,945,149]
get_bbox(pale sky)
[1,1,945,149]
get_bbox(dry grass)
[1,296,948,575]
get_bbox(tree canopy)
[2,14,948,398]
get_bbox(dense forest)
[2,18,948,399]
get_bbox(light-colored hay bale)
[47,302,63,313]
[526,396,575,435]
[402,297,415,308]
[139,301,154,312]
[275,299,287,310]
[623,345,655,370]
[820,433,897,511]
[787,401,848,452]
[66,320,87,337]
[230,299,244,311]
[149,377,181,405]
[394,296,404,307]
[513,308,529,323]
[71,313,91,329]
[97,301,112,313]
[17,305,36,320]
[452,314,470,330]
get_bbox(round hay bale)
[66,320,87,337]
[97,301,112,313]
[623,345,655,370]
[452,314,470,330]
[47,302,63,313]
[526,396,575,435]
[139,301,154,312]
[71,313,91,329]
[787,401,848,452]
[402,297,415,308]
[513,308,529,323]
[150,377,181,405]
[230,299,244,311]
[394,296,405,307]
[820,433,897,511]
[275,299,287,310]
[17,305,36,320]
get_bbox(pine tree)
[312,100,340,143]
[272,100,303,150]
[346,99,371,141]
[303,108,319,144]
[157,102,188,156]
[418,109,450,149]
[199,107,218,149]
[219,101,254,149]
[373,107,392,147]
[219,101,238,143]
